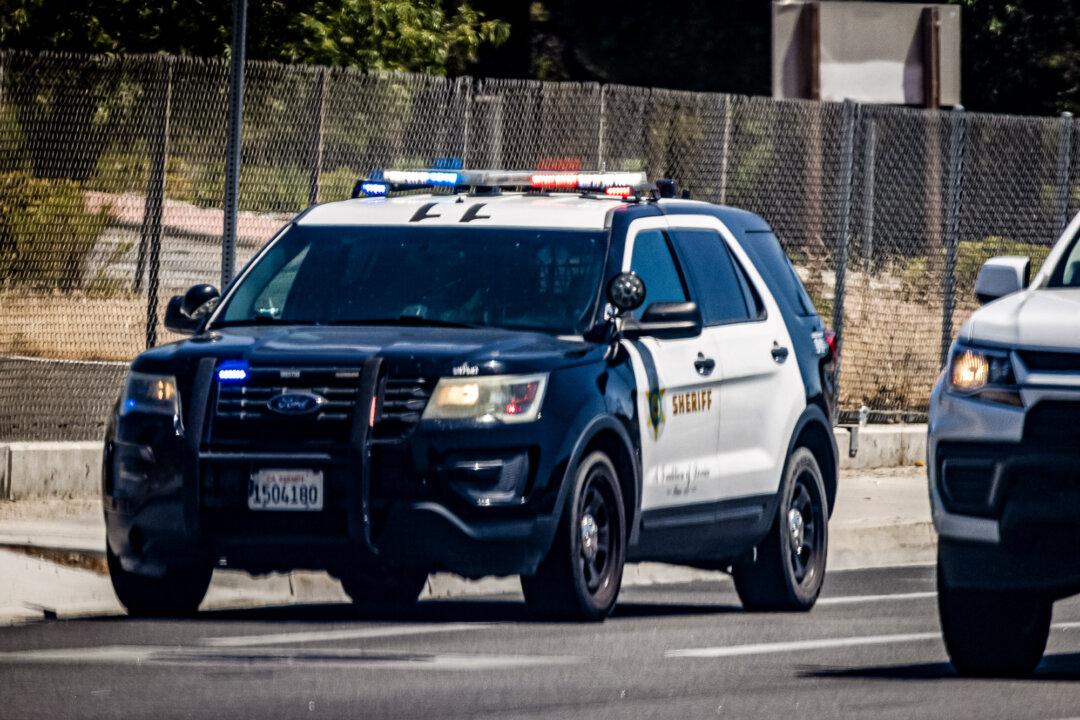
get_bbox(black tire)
[937,561,1051,677]
[339,566,428,607]
[733,447,828,612]
[521,451,626,621]
[107,546,212,617]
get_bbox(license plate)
[248,469,324,511]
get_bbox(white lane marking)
[201,623,489,648]
[0,644,579,670]
[668,621,1080,659]
[816,591,937,606]
[667,632,942,659]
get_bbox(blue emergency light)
[217,360,249,383]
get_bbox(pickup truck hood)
[963,288,1080,350]
[135,324,603,376]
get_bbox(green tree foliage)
[0,0,508,75]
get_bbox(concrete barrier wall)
[1,425,927,500]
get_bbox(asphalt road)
[4,565,1080,720]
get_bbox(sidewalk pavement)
[0,466,931,624]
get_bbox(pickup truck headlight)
[948,346,1020,405]
[423,373,548,424]
[120,372,181,418]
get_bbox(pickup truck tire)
[521,451,626,621]
[339,567,428,607]
[107,546,212,617]
[938,561,1051,677]
[733,447,827,612]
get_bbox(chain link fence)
[2,51,1077,439]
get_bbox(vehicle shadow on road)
[801,652,1080,682]
[75,598,743,625]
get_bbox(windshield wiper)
[325,317,483,329]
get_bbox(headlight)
[423,373,548,424]
[120,372,180,418]
[948,346,1017,397]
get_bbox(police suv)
[930,210,1080,676]
[105,169,838,620]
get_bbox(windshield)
[214,225,608,334]
[1049,229,1080,288]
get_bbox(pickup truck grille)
[1019,350,1080,373]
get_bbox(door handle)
[694,353,716,376]
[771,343,790,364]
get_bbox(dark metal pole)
[1056,111,1074,238]
[145,60,174,348]
[940,105,966,367]
[308,68,327,207]
[831,99,858,400]
[221,0,248,290]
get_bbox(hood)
[962,288,1080,350]
[134,324,603,376]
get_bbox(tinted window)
[742,230,819,317]
[216,226,607,334]
[629,230,688,307]
[1050,230,1080,287]
[670,229,754,325]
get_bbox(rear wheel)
[733,447,828,612]
[339,566,428,607]
[107,547,212,617]
[937,561,1051,677]
[521,451,626,621]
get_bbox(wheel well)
[583,429,638,538]
[795,419,838,516]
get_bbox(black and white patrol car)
[104,169,838,620]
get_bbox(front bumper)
[929,381,1080,595]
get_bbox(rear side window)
[670,229,761,326]
[629,229,688,306]
[743,230,819,317]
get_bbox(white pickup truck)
[929,210,1080,677]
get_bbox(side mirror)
[622,302,703,340]
[975,256,1029,305]
[181,283,220,319]
[165,296,199,334]
[606,272,646,314]
[165,284,220,335]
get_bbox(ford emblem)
[267,391,325,415]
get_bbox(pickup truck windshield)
[214,225,608,334]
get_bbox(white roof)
[297,192,624,230]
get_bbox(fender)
[550,412,643,547]
[783,402,839,516]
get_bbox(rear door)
[668,219,805,500]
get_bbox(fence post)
[221,0,248,290]
[597,84,606,172]
[143,60,174,349]
[460,76,473,165]
[1056,111,1074,238]
[719,94,731,205]
[860,119,877,272]
[307,67,327,207]
[940,105,966,368]
[831,99,858,402]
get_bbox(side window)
[629,229,688,307]
[669,229,759,326]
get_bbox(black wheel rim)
[578,470,616,594]
[786,471,823,585]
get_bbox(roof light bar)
[351,168,649,198]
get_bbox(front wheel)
[733,447,828,612]
[521,451,626,621]
[107,547,212,617]
[938,561,1051,677]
